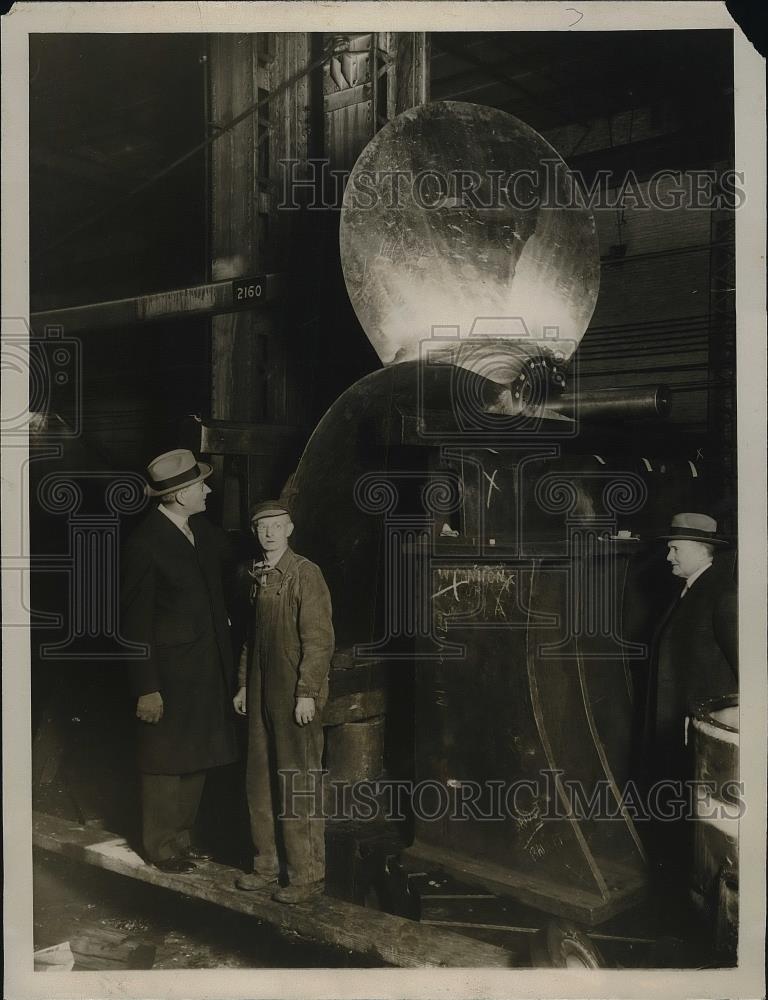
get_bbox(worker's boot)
[271,879,325,904]
[235,871,279,891]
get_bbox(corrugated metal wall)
[581,174,717,434]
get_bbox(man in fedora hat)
[645,512,737,782]
[121,449,238,872]
[233,500,334,904]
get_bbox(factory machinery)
[279,102,733,960]
[28,101,735,968]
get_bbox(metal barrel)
[690,694,739,957]
[323,716,386,820]
[325,716,386,784]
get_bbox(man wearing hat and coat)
[644,512,737,785]
[121,449,238,873]
[233,500,334,904]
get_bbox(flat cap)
[250,499,292,522]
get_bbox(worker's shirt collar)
[254,547,296,574]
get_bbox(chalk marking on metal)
[482,468,501,508]
[432,571,470,601]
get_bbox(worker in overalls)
[233,500,334,903]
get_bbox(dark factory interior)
[27,29,740,971]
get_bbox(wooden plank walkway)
[33,812,514,968]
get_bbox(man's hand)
[294,696,316,726]
[233,685,247,716]
[136,691,163,724]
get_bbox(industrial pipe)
[548,386,671,421]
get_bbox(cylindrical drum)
[326,716,386,783]
[690,695,739,950]
[324,716,386,819]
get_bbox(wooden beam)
[266,34,314,428]
[210,34,263,424]
[180,416,305,457]
[325,82,373,113]
[210,33,313,429]
[405,841,646,927]
[30,275,284,334]
[394,33,430,115]
[33,811,514,968]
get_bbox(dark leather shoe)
[154,857,197,874]
[181,846,213,862]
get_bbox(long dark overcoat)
[120,507,238,774]
[644,558,738,779]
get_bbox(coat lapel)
[189,516,214,577]
[652,585,684,646]
[149,507,200,561]
[643,584,684,756]
[662,588,683,625]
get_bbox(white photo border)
[2,4,765,998]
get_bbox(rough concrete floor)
[34,852,382,969]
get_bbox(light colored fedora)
[145,449,212,497]
[659,512,729,546]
